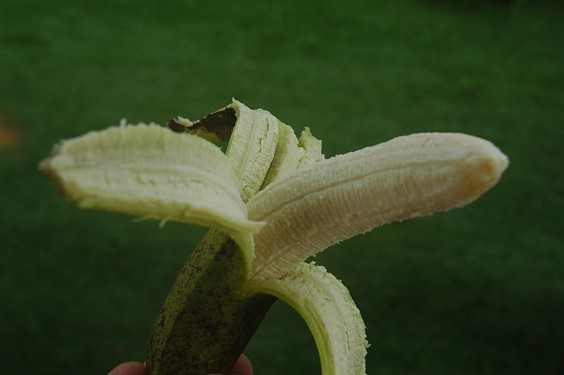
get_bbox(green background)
[1,0,563,374]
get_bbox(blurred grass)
[1,0,563,374]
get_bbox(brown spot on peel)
[168,107,237,142]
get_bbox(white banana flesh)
[248,132,508,280]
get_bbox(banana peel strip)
[226,99,280,202]
[261,124,325,188]
[247,262,368,375]
[39,124,263,243]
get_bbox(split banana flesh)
[40,99,508,374]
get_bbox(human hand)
[107,354,253,375]
[106,361,146,375]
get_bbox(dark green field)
[1,0,563,374]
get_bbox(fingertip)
[107,361,146,375]
[230,353,253,375]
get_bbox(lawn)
[1,0,563,374]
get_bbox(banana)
[247,132,508,281]
[40,100,508,374]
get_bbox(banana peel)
[40,99,508,374]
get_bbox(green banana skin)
[146,228,276,375]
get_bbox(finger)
[107,361,146,375]
[230,353,253,375]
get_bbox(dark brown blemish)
[167,118,187,133]
[193,107,237,141]
[168,108,237,141]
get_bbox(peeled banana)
[40,99,508,374]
